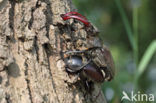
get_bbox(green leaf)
[137,40,156,78]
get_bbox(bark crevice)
[8,0,15,37]
[25,78,33,103]
[44,44,60,103]
[34,36,39,62]
[24,60,33,103]
[42,0,53,38]
[5,93,11,103]
[28,0,41,30]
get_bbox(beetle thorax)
[91,49,107,67]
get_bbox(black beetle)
[64,55,83,73]
[62,46,114,82]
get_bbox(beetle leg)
[100,69,106,78]
[63,47,102,55]
[63,48,97,55]
[80,59,91,68]
[83,80,93,99]
[100,67,112,81]
[64,50,86,55]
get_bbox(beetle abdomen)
[83,62,104,82]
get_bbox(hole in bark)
[71,26,76,31]
[18,37,25,42]
[7,63,20,78]
[6,36,11,41]
[56,23,67,34]
[43,94,48,102]
[43,43,56,55]
[5,81,10,87]
[66,39,71,42]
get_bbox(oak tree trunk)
[0,0,107,103]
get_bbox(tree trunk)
[0,0,107,103]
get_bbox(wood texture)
[0,0,107,103]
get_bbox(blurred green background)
[72,0,156,102]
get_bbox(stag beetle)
[60,12,115,82]
[63,47,115,82]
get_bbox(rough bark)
[0,0,107,103]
